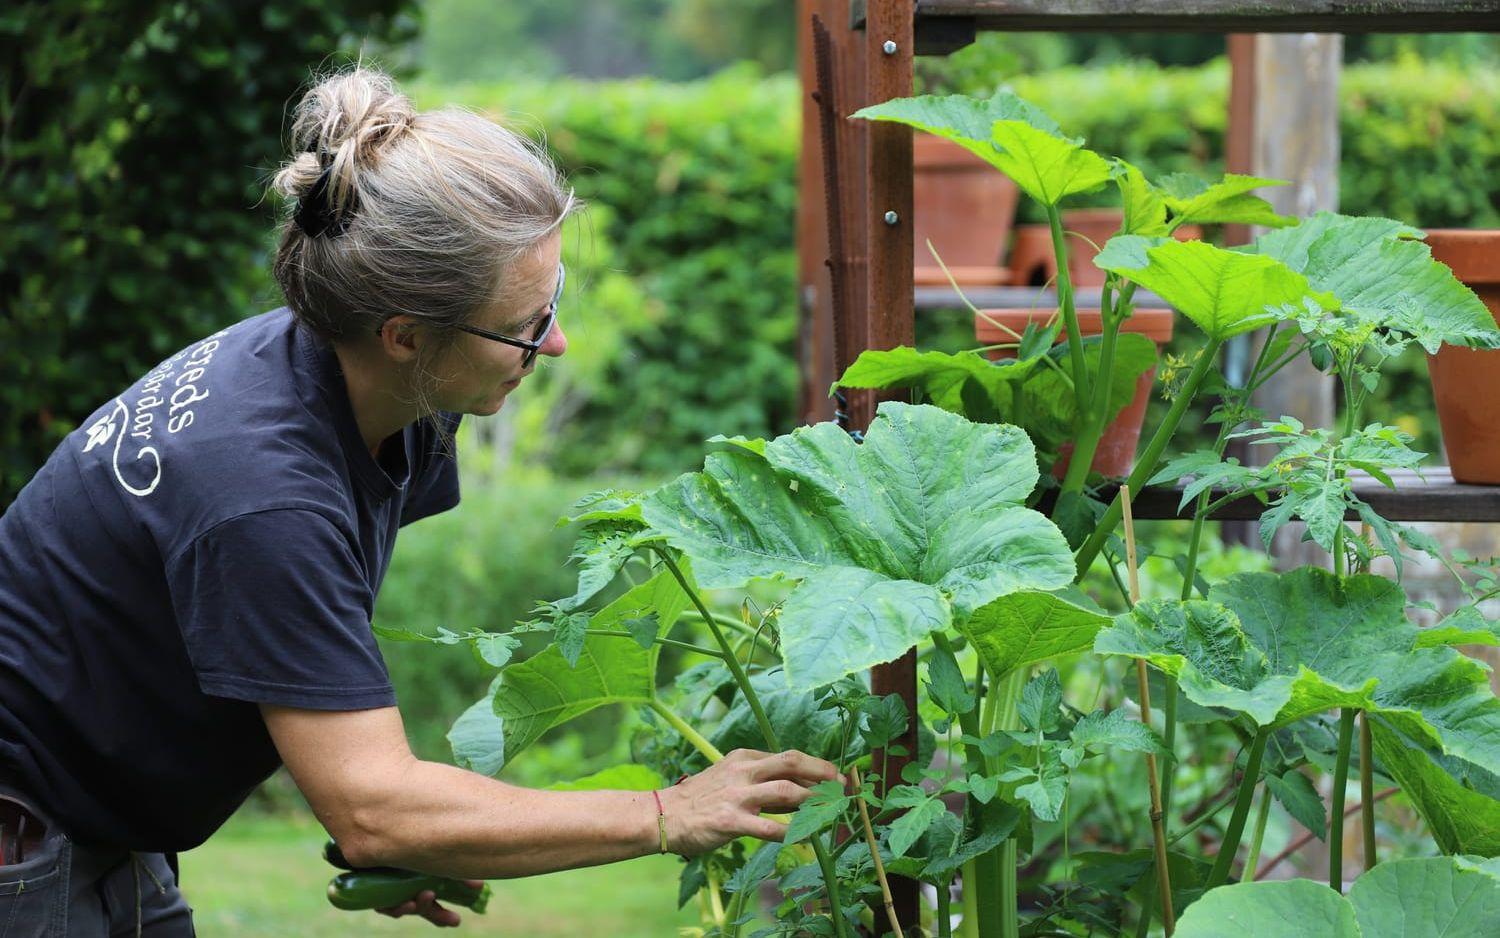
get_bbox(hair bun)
[273,66,415,207]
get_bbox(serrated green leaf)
[888,795,949,859]
[712,670,854,763]
[553,611,590,667]
[850,89,1062,166]
[548,763,665,792]
[1369,719,1500,856]
[990,119,1112,206]
[1247,212,1500,353]
[1019,669,1063,733]
[861,693,910,751]
[1069,708,1166,757]
[926,640,976,715]
[1265,769,1327,839]
[448,676,506,776]
[1114,161,1169,237]
[1175,879,1359,937]
[1014,757,1069,822]
[1159,172,1295,228]
[785,780,850,844]
[490,571,690,764]
[958,589,1111,682]
[924,800,1022,880]
[1096,237,1334,341]
[1417,606,1500,649]
[642,402,1075,690]
[725,842,783,894]
[1177,857,1500,937]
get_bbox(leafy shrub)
[0,1,419,507]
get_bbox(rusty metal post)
[862,1,918,932]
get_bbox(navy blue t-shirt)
[0,309,461,851]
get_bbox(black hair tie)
[294,160,355,238]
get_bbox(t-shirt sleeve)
[400,412,462,528]
[165,508,397,710]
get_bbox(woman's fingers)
[376,890,462,928]
[745,779,819,813]
[746,749,841,786]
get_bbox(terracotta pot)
[1008,225,1055,287]
[975,307,1175,478]
[1426,229,1500,483]
[913,135,1019,284]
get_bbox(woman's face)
[429,234,568,416]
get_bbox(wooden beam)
[1245,33,1341,569]
[913,0,1500,33]
[862,2,920,933]
[1055,469,1500,522]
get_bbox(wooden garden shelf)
[915,284,1174,311]
[1089,468,1500,522]
[853,1,1500,45]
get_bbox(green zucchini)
[326,869,491,914]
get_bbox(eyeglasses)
[455,262,566,369]
[376,263,565,370]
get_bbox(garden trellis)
[796,1,1500,931]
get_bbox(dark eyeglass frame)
[376,263,565,370]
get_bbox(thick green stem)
[1242,784,1272,883]
[997,669,1027,938]
[1330,709,1357,890]
[959,860,980,938]
[585,630,724,658]
[1046,204,1093,418]
[1074,339,1226,578]
[1361,713,1376,871]
[1206,727,1269,888]
[938,876,954,938]
[1161,681,1179,829]
[1058,283,1122,495]
[654,549,849,938]
[650,699,725,763]
[656,550,778,749]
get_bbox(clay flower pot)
[913,135,1019,286]
[1009,210,1204,289]
[974,307,1175,478]
[1426,229,1500,484]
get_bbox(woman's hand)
[658,748,843,857]
[377,882,484,928]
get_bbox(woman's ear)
[375,315,422,362]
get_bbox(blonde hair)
[270,66,576,378]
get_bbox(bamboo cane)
[1122,485,1175,935]
[851,766,904,938]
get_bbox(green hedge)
[0,1,418,506]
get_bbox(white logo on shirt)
[82,329,227,498]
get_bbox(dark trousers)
[0,784,194,937]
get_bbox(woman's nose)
[541,320,567,358]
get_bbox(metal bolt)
[882,40,897,55]
[884,211,899,225]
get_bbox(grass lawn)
[179,809,703,936]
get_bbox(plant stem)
[959,860,980,938]
[1330,708,1357,891]
[1046,204,1093,418]
[1058,277,1123,495]
[654,548,849,938]
[1166,786,1239,848]
[1361,712,1376,871]
[1242,784,1272,883]
[584,630,724,658]
[996,669,1027,938]
[1074,339,1226,578]
[656,550,779,749]
[1256,788,1398,881]
[649,699,725,763]
[725,882,750,938]
[938,876,954,938]
[1206,727,1269,888]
